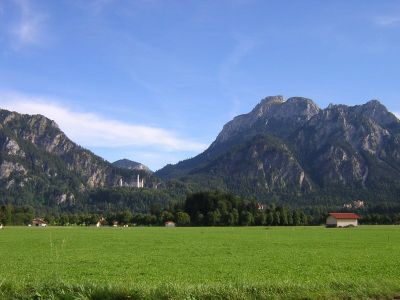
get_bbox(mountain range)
[1,96,400,210]
[156,96,400,204]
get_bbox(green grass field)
[0,226,400,299]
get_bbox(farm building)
[326,213,360,228]
[165,221,176,227]
[32,218,47,227]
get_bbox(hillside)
[156,96,400,205]
[0,109,152,207]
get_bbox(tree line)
[181,191,310,226]
[1,191,400,226]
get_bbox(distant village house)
[32,218,47,227]
[326,213,360,228]
[165,221,175,227]
[343,200,365,209]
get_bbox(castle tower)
[137,174,140,188]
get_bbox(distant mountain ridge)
[156,96,400,204]
[113,159,152,173]
[2,95,400,209]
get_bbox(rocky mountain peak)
[252,96,321,121]
[355,100,397,126]
[214,97,282,144]
[260,95,285,105]
[286,96,313,104]
[252,95,284,117]
[214,95,321,145]
[361,99,389,113]
[364,99,383,107]
[277,97,321,120]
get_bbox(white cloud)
[374,15,400,27]
[0,91,207,153]
[395,112,400,119]
[9,0,46,46]
[13,17,42,44]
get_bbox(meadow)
[0,226,399,299]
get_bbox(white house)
[165,221,175,227]
[326,213,360,228]
[32,218,47,227]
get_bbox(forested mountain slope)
[0,109,151,207]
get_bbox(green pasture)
[0,226,399,299]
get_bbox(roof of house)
[328,213,360,219]
[32,218,46,223]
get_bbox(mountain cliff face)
[0,109,149,206]
[214,96,320,145]
[156,96,400,202]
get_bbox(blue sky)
[1,0,400,170]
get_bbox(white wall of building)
[336,219,358,227]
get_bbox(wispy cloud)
[374,15,400,27]
[89,0,116,15]
[75,0,163,16]
[219,36,259,118]
[0,91,207,153]
[9,0,47,46]
[219,37,258,86]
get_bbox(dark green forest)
[1,190,399,226]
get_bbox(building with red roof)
[165,221,176,227]
[326,213,360,228]
[32,218,47,227]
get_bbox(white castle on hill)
[136,174,144,188]
[118,174,144,188]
